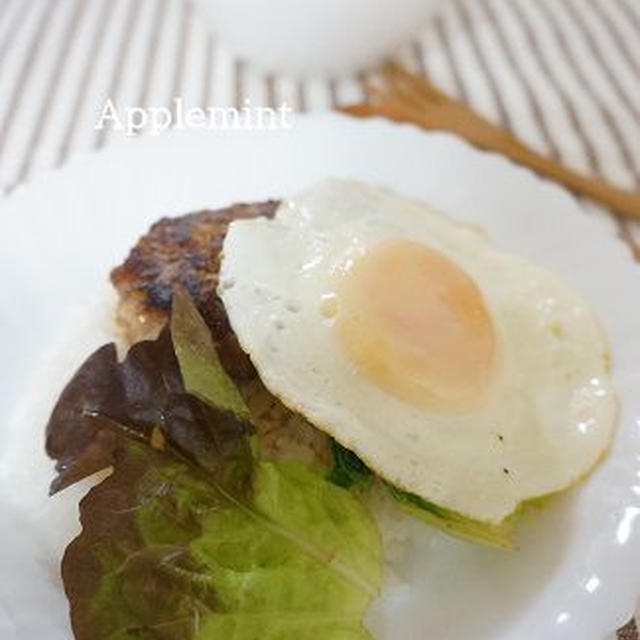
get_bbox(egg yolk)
[335,240,496,410]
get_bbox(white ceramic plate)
[0,114,639,640]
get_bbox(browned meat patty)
[111,200,278,353]
[111,200,332,466]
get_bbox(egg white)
[219,179,616,524]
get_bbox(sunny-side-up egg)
[218,179,616,525]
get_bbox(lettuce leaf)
[327,440,373,490]
[64,446,381,640]
[170,285,251,422]
[387,485,515,549]
[327,441,514,549]
[47,291,382,640]
[44,324,253,496]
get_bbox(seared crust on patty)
[111,199,332,466]
[111,200,279,376]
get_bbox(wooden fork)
[341,62,640,220]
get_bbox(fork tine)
[382,61,447,103]
[376,63,434,112]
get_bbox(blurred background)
[0,1,637,203]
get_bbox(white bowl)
[192,0,439,77]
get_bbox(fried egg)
[219,179,616,524]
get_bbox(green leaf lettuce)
[47,290,382,640]
[327,443,515,549]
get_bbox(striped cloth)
[0,0,638,637]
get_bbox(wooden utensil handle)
[468,114,640,220]
[341,102,640,220]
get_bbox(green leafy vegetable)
[387,485,515,549]
[327,440,372,490]
[64,446,381,639]
[171,285,251,422]
[327,441,514,549]
[45,326,253,496]
[47,291,382,640]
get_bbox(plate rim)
[1,112,639,640]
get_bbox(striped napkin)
[0,0,638,637]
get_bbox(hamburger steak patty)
[111,199,331,466]
[111,200,279,352]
